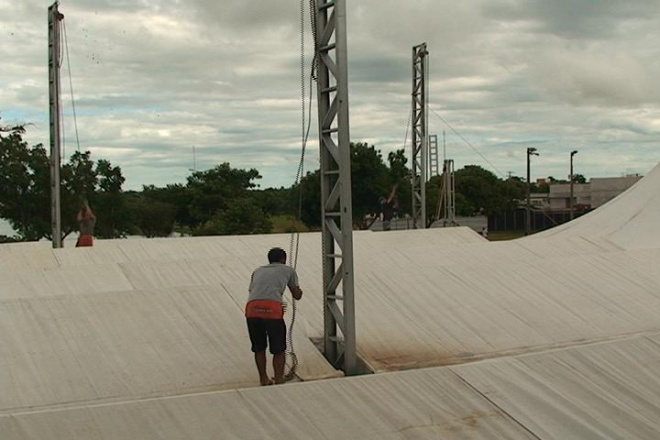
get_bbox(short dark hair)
[268,247,286,263]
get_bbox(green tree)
[453,165,522,217]
[253,187,294,219]
[186,163,262,229]
[125,194,177,238]
[296,169,322,228]
[297,144,415,229]
[387,149,409,182]
[95,162,127,238]
[351,143,391,226]
[387,148,411,217]
[573,174,587,184]
[0,124,128,240]
[142,184,194,230]
[0,126,54,240]
[195,197,272,235]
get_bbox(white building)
[549,174,642,210]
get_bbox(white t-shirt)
[248,263,299,303]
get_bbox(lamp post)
[526,147,539,235]
[570,150,578,220]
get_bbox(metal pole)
[48,2,64,248]
[570,150,578,220]
[526,147,538,235]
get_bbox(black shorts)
[246,318,287,354]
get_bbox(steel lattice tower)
[314,0,357,375]
[411,43,428,229]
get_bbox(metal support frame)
[526,147,538,235]
[442,159,456,226]
[570,150,578,220]
[411,43,428,229]
[48,2,64,248]
[429,134,439,178]
[314,0,357,375]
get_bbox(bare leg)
[254,351,272,385]
[273,352,286,384]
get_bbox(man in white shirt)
[246,247,303,385]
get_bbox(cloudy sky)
[1,0,659,190]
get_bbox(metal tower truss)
[48,2,64,248]
[411,43,428,229]
[314,0,357,375]
[429,134,439,178]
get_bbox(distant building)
[490,174,644,233]
[548,184,590,210]
[529,193,550,209]
[549,174,642,210]
[590,175,643,207]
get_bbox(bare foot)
[260,378,274,386]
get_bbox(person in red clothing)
[246,248,303,385]
[76,200,96,247]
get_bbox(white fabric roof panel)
[0,264,133,301]
[0,366,539,440]
[1,162,659,438]
[0,245,59,270]
[531,162,660,249]
[0,286,338,413]
[453,332,660,440]
[286,248,660,371]
[3,334,658,439]
[2,239,658,373]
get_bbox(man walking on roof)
[246,247,303,385]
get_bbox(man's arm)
[289,285,302,300]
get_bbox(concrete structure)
[590,174,643,207]
[548,183,590,210]
[549,174,642,210]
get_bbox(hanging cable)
[284,0,318,382]
[402,107,412,159]
[430,107,506,178]
[63,20,82,153]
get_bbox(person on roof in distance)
[246,247,303,385]
[76,200,96,247]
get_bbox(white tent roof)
[1,164,659,438]
[530,162,660,249]
[2,332,658,439]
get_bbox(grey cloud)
[2,0,659,190]
[526,48,659,107]
[483,0,660,39]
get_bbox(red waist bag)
[245,300,284,320]
[76,235,94,247]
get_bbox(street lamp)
[570,150,578,220]
[526,147,539,235]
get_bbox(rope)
[284,0,318,382]
[429,107,506,178]
[402,107,412,160]
[63,21,82,153]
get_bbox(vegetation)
[0,123,569,241]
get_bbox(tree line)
[2,123,537,241]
